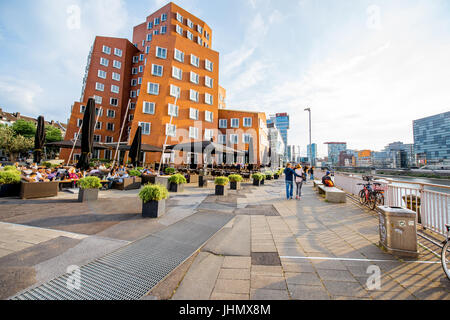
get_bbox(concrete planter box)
[199,175,213,187]
[230,181,241,190]
[265,176,273,180]
[274,174,279,180]
[142,200,166,218]
[261,179,265,185]
[155,176,170,190]
[20,181,59,199]
[253,179,262,186]
[169,183,184,193]
[141,174,156,185]
[78,188,99,202]
[0,183,21,198]
[215,185,228,196]
[114,177,142,191]
[188,174,199,184]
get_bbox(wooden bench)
[318,185,346,203]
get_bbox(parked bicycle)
[357,177,385,210]
[442,224,450,280]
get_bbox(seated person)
[45,169,57,181]
[322,171,335,187]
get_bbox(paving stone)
[408,286,450,300]
[285,272,323,286]
[281,262,315,273]
[222,256,251,269]
[211,292,249,300]
[369,290,417,300]
[218,268,250,280]
[214,279,250,295]
[322,280,370,298]
[251,275,287,290]
[250,288,290,300]
[287,284,330,300]
[316,269,358,282]
[251,252,281,266]
[251,265,284,277]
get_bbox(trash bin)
[378,206,418,258]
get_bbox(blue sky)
[1,0,449,157]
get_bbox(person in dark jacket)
[284,163,301,200]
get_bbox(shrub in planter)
[252,173,264,186]
[128,169,142,177]
[214,176,229,196]
[164,167,176,175]
[3,165,20,172]
[139,184,169,218]
[168,173,187,192]
[265,171,274,180]
[0,170,21,197]
[77,176,102,202]
[228,174,243,190]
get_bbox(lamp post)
[304,107,312,166]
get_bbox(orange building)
[218,109,269,166]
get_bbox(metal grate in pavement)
[12,212,233,300]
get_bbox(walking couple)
[284,163,306,200]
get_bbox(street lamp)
[304,108,312,166]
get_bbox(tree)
[12,119,36,138]
[45,125,63,143]
[0,126,33,161]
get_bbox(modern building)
[413,112,450,163]
[218,109,269,166]
[267,123,285,169]
[307,143,317,166]
[286,145,300,163]
[356,150,373,167]
[218,86,226,110]
[339,151,355,167]
[383,142,415,167]
[61,2,226,164]
[267,113,290,158]
[324,142,347,166]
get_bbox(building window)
[231,118,239,128]
[187,19,194,29]
[133,56,139,63]
[130,91,136,98]
[187,31,193,41]
[176,24,183,35]
[156,46,167,59]
[131,79,137,86]
[128,114,134,121]
[96,122,102,130]
[174,49,184,62]
[190,108,199,120]
[152,64,163,77]
[80,105,86,113]
[102,45,111,55]
[93,135,101,143]
[205,59,213,72]
[176,12,183,23]
[189,127,198,139]
[132,67,138,75]
[95,108,103,117]
[197,25,203,34]
[113,60,121,69]
[230,134,239,144]
[111,85,120,94]
[139,65,144,73]
[138,77,142,85]
[146,33,152,42]
[147,82,160,95]
[190,89,199,102]
[197,37,203,46]
[94,95,102,105]
[154,17,160,25]
[205,111,213,123]
[139,122,151,135]
[147,22,153,29]
[170,84,180,98]
[161,13,167,22]
[107,110,115,118]
[243,134,252,144]
[243,117,252,127]
[205,93,213,105]
[110,98,118,106]
[100,57,109,67]
[77,119,83,127]
[146,46,150,54]
[153,29,159,35]
[204,129,214,141]
[98,70,107,79]
[219,119,227,128]
[218,134,226,144]
[95,82,104,91]
[205,76,213,88]
[143,101,155,114]
[161,26,167,34]
[190,54,200,67]
[112,72,120,81]
[129,103,136,110]
[168,104,179,117]
[114,48,122,57]
[172,66,183,80]
[190,72,199,84]
[166,124,176,137]
[107,123,114,131]
[105,136,113,143]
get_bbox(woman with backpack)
[294,164,305,200]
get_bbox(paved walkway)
[169,180,450,300]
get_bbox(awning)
[46,140,108,150]
[102,142,162,153]
[166,141,245,156]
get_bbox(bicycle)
[442,224,450,280]
[357,182,385,210]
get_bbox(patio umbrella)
[33,116,46,164]
[76,98,96,171]
[129,126,142,167]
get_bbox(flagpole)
[112,99,131,168]
[158,96,177,176]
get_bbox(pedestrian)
[284,163,301,200]
[310,166,315,180]
[294,164,304,200]
[303,166,309,184]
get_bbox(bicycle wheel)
[368,193,377,210]
[442,240,450,280]
[370,192,384,210]
[359,190,366,205]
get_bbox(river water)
[375,175,450,194]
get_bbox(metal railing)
[317,170,450,237]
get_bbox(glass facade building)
[307,143,317,166]
[325,142,347,166]
[267,113,290,158]
[413,112,450,162]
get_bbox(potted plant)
[128,169,142,178]
[214,176,229,196]
[139,184,169,218]
[252,173,264,186]
[164,167,176,175]
[168,173,187,192]
[77,176,102,202]
[228,174,243,190]
[0,169,21,197]
[265,171,274,180]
